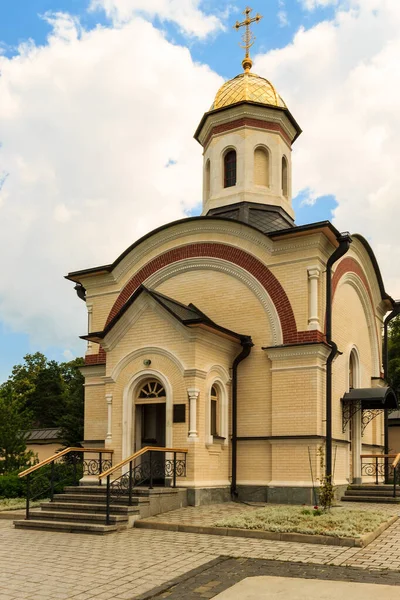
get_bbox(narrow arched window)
[205,159,211,199]
[349,353,356,390]
[282,156,288,197]
[254,147,269,187]
[224,150,236,188]
[210,385,219,436]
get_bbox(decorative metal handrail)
[19,447,113,520]
[98,446,188,480]
[360,453,400,497]
[99,446,188,525]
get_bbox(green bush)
[0,473,25,498]
[0,461,84,500]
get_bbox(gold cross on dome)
[234,6,263,72]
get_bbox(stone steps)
[32,510,130,526]
[341,495,400,503]
[14,484,187,534]
[39,501,141,514]
[341,484,400,504]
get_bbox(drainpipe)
[231,335,254,499]
[74,283,86,301]
[383,301,400,481]
[325,233,352,480]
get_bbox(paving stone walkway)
[0,502,399,600]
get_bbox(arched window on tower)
[254,147,270,187]
[282,156,288,197]
[224,150,237,188]
[205,159,211,200]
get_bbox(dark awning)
[342,387,398,410]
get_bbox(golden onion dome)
[211,71,287,111]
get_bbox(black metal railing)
[99,446,188,525]
[19,447,113,519]
[361,453,400,496]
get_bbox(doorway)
[139,403,166,448]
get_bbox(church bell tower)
[194,7,302,233]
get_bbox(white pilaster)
[105,393,113,448]
[307,266,321,330]
[87,305,93,352]
[187,388,200,438]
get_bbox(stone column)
[187,388,200,438]
[105,393,112,448]
[307,266,321,330]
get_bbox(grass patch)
[216,505,390,538]
[0,498,45,512]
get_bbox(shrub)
[0,473,25,498]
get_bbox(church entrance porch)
[135,380,167,486]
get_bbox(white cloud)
[89,0,223,38]
[300,0,338,10]
[0,12,222,353]
[255,0,400,296]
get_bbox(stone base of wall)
[178,483,351,507]
[187,487,231,506]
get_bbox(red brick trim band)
[204,117,292,149]
[106,242,300,338]
[332,257,374,309]
[331,256,380,349]
[85,243,326,365]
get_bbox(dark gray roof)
[24,428,62,442]
[83,285,251,345]
[207,202,294,234]
[342,387,398,410]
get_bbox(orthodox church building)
[67,13,398,505]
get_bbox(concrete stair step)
[31,511,128,525]
[41,501,141,514]
[13,519,118,534]
[341,495,400,503]
[52,493,140,504]
[348,485,397,491]
[344,490,400,497]
[64,486,108,494]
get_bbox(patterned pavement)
[0,502,399,600]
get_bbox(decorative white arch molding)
[110,346,186,383]
[336,272,380,377]
[144,257,283,345]
[206,364,231,384]
[347,344,362,483]
[122,369,173,463]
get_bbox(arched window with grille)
[282,156,288,197]
[138,380,166,399]
[254,147,270,187]
[224,149,237,188]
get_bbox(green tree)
[0,383,34,474]
[58,358,85,447]
[8,352,66,428]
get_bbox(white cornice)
[264,344,331,361]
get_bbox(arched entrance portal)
[135,380,166,451]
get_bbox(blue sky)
[0,0,377,381]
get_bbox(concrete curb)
[0,509,26,520]
[134,514,398,547]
